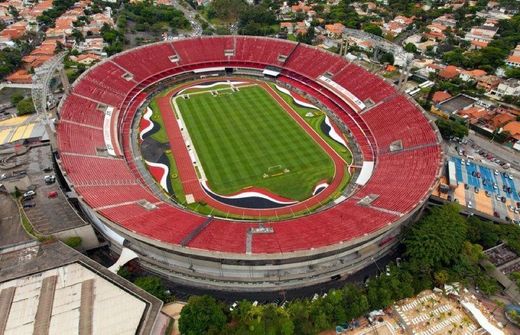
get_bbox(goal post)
[263,165,289,178]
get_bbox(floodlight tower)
[31,51,69,150]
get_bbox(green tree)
[404,204,468,270]
[287,300,315,335]
[508,67,520,79]
[134,276,168,301]
[10,93,24,106]
[434,269,449,286]
[363,23,382,37]
[16,98,35,116]
[179,295,227,335]
[435,118,468,139]
[209,0,246,23]
[404,42,417,53]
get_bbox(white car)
[494,170,499,176]
[467,201,473,208]
[23,190,35,198]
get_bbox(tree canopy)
[179,295,227,335]
[16,98,35,116]
[435,118,469,139]
[404,203,468,269]
[133,276,169,301]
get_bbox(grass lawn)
[271,84,353,164]
[148,99,170,144]
[175,85,336,201]
[164,150,186,205]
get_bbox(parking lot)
[0,193,30,247]
[446,155,520,222]
[20,145,86,235]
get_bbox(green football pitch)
[174,85,336,201]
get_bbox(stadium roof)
[0,242,165,335]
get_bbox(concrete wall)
[53,224,100,250]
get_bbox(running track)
[156,78,348,218]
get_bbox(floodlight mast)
[31,51,69,149]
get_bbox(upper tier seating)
[173,37,227,65]
[251,200,397,253]
[75,184,158,209]
[56,122,104,156]
[59,94,104,127]
[112,43,178,82]
[284,44,345,79]
[333,64,396,103]
[355,146,441,213]
[73,61,135,107]
[234,36,296,66]
[60,154,137,186]
[363,95,438,151]
[99,203,207,245]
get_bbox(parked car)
[44,175,55,184]
[47,191,58,199]
[23,190,35,199]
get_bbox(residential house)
[280,22,294,34]
[425,23,447,40]
[383,15,414,36]
[6,69,32,84]
[459,69,487,82]
[506,44,520,68]
[291,1,311,14]
[439,65,460,80]
[325,23,345,38]
[22,40,57,69]
[503,121,520,141]
[433,14,457,28]
[0,21,27,43]
[490,112,515,129]
[69,53,101,65]
[464,25,498,44]
[458,106,489,124]
[492,78,520,97]
[77,37,105,55]
[477,75,501,92]
[432,91,452,104]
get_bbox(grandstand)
[54,36,443,291]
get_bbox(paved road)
[468,131,520,171]
[170,0,213,36]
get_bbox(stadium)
[55,36,443,291]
